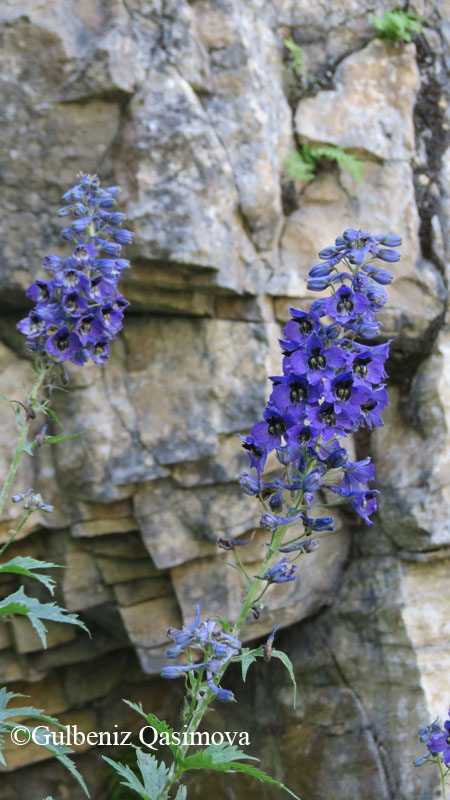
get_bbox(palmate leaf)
[179,743,300,799]
[0,688,89,796]
[0,557,60,594]
[0,586,89,647]
[103,751,169,800]
[123,701,178,756]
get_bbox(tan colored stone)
[113,577,173,607]
[11,617,76,655]
[61,544,112,611]
[71,516,138,538]
[119,596,182,649]
[295,40,420,161]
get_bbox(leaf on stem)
[0,586,89,647]
[122,701,178,757]
[271,649,297,709]
[239,647,263,682]
[0,557,61,594]
[103,750,169,800]
[0,688,89,797]
[179,743,301,799]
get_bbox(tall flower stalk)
[107,228,401,799]
[0,173,132,794]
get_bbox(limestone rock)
[295,40,420,161]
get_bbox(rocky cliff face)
[0,1,449,798]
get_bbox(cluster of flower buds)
[12,490,53,513]
[415,709,450,767]
[239,228,402,578]
[18,173,131,366]
[161,605,241,703]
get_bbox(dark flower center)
[308,347,326,370]
[297,429,311,444]
[80,317,92,335]
[318,406,337,427]
[334,379,352,402]
[298,319,312,334]
[65,296,77,313]
[362,399,377,412]
[243,442,263,458]
[267,417,286,437]
[56,333,69,352]
[37,283,50,301]
[64,271,78,287]
[47,323,59,335]
[336,292,354,315]
[290,381,306,403]
[94,343,106,356]
[353,356,371,378]
[101,306,112,323]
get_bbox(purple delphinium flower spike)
[239,227,401,540]
[18,173,131,366]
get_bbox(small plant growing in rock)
[415,708,450,799]
[286,144,363,184]
[0,173,132,795]
[105,229,401,799]
[370,9,424,43]
[283,37,314,102]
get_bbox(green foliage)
[0,556,60,594]
[283,37,313,99]
[0,586,89,647]
[239,646,263,681]
[271,649,297,709]
[283,38,305,76]
[104,750,169,800]
[104,745,139,800]
[0,688,89,796]
[286,144,363,184]
[179,743,301,799]
[123,701,179,757]
[370,9,424,42]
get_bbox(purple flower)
[288,333,346,385]
[18,173,130,366]
[325,286,370,324]
[257,558,297,584]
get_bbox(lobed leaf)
[0,586,89,647]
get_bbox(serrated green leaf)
[180,742,259,770]
[0,689,89,796]
[136,750,169,798]
[179,748,300,799]
[0,557,60,594]
[173,786,187,800]
[103,756,149,800]
[123,701,178,756]
[0,586,89,647]
[271,649,297,709]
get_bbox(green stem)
[438,756,447,800]
[159,525,290,798]
[0,510,33,557]
[0,368,47,523]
